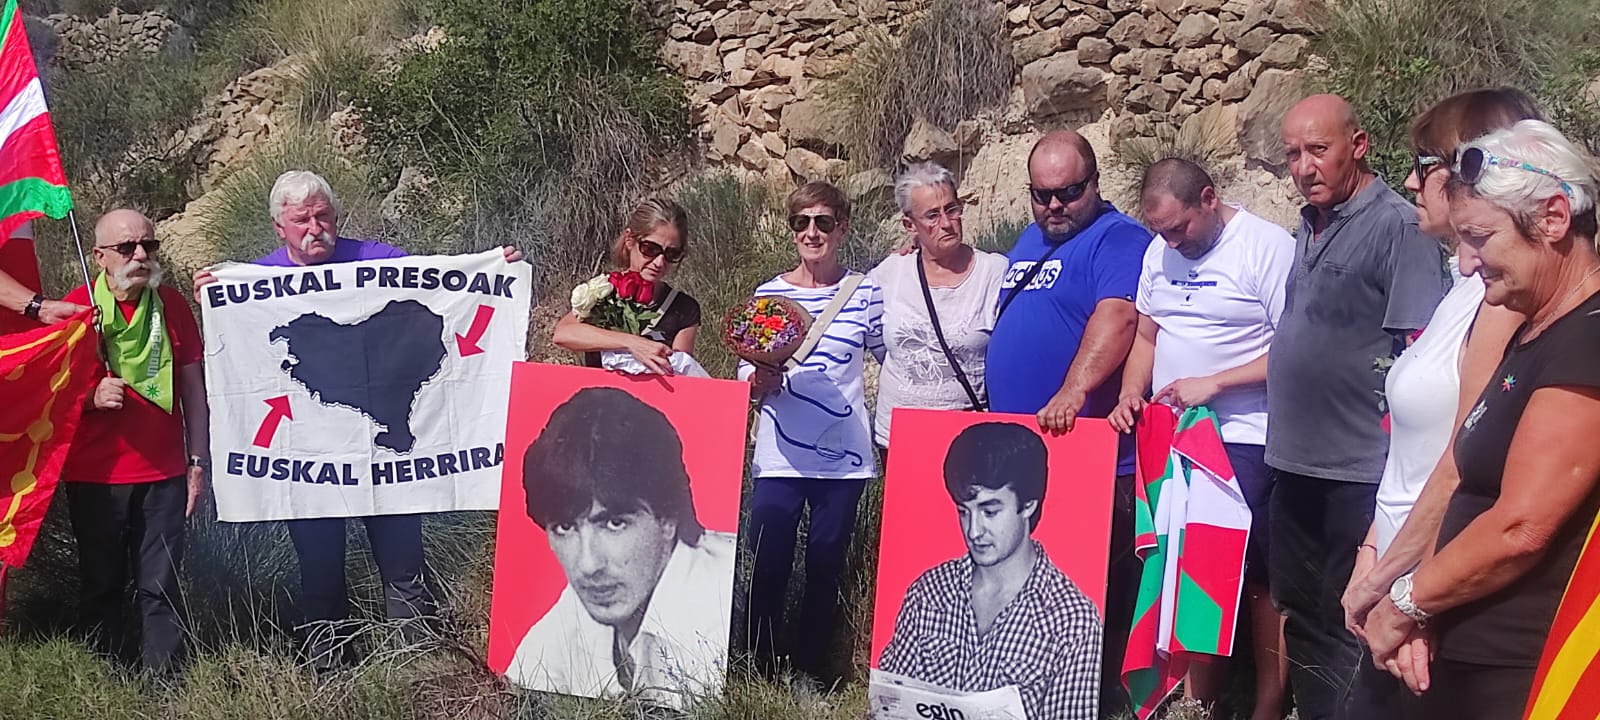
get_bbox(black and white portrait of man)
[878,422,1103,720]
[506,387,736,706]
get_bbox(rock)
[1172,47,1213,74]
[746,104,780,131]
[792,0,843,23]
[662,40,720,80]
[1256,34,1308,68]
[1107,0,1139,12]
[737,139,773,168]
[1236,26,1276,55]
[781,99,837,150]
[1220,66,1253,101]
[1221,45,1245,68]
[1237,68,1302,166]
[1169,13,1219,48]
[1061,13,1105,41]
[710,117,747,158]
[1077,36,1114,65]
[1201,59,1232,79]
[1203,77,1226,101]
[843,168,895,205]
[903,116,960,163]
[713,9,759,37]
[1126,83,1174,113]
[1020,53,1108,118]
[1160,73,1189,94]
[751,85,796,111]
[786,147,831,180]
[1141,49,1173,81]
[1080,5,1117,27]
[1149,0,1187,20]
[1270,0,1319,32]
[1183,101,1241,155]
[1007,5,1030,23]
[1106,13,1148,48]
[1111,50,1143,75]
[760,132,786,156]
[759,53,804,80]
[1144,12,1176,45]
[1014,27,1065,66]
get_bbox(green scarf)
[92,273,174,413]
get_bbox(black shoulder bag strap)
[995,239,1066,320]
[917,251,986,412]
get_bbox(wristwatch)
[22,293,43,320]
[187,455,209,471]
[1389,573,1431,625]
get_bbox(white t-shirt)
[739,273,886,480]
[1136,207,1295,445]
[868,250,1009,446]
[1374,257,1482,556]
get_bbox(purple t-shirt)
[253,238,408,266]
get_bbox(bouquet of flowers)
[721,295,811,370]
[570,270,661,336]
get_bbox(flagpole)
[65,209,93,290]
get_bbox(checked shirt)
[879,540,1103,720]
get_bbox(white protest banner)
[868,669,1028,720]
[201,249,531,522]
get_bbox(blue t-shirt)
[986,205,1150,475]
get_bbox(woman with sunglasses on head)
[742,181,885,690]
[1359,120,1600,718]
[1337,88,1538,715]
[553,198,700,375]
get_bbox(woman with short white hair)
[1362,120,1600,718]
[868,162,1008,449]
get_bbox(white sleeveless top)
[1374,256,1483,555]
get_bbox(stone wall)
[41,8,186,68]
[661,0,1318,228]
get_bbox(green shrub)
[823,0,1014,168]
[1314,0,1596,184]
[43,52,207,217]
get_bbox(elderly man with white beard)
[59,209,209,673]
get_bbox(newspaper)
[868,669,1028,720]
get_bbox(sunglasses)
[638,238,686,263]
[95,239,160,258]
[788,214,839,234]
[1414,154,1446,182]
[1455,146,1574,198]
[1030,174,1097,206]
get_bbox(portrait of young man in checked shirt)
[879,422,1104,720]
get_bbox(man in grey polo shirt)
[1266,94,1449,720]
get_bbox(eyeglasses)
[638,238,686,263]
[788,213,839,233]
[1414,154,1446,182]
[1455,146,1574,198]
[1030,174,1097,206]
[95,239,160,258]
[913,202,965,225]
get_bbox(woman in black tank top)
[1359,121,1600,719]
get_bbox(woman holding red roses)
[553,199,702,374]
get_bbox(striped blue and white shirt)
[739,273,885,480]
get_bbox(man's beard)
[109,260,163,292]
[300,229,336,254]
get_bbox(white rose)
[570,275,615,319]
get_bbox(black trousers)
[286,514,435,653]
[65,476,186,672]
[1269,472,1377,720]
[1410,657,1535,719]
[1101,472,1141,716]
[745,476,867,682]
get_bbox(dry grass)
[821,0,1014,168]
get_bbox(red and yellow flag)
[0,308,97,567]
[1525,513,1600,720]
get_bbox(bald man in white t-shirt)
[1108,158,1295,719]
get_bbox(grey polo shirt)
[1265,178,1450,484]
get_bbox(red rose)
[636,277,655,305]
[609,271,644,302]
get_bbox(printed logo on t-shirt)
[1001,259,1062,291]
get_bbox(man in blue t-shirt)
[984,129,1150,715]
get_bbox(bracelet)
[22,293,43,320]
[187,455,209,470]
[1356,543,1378,554]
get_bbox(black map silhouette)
[269,299,447,453]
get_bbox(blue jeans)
[745,476,867,681]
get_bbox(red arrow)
[456,305,495,357]
[252,395,293,448]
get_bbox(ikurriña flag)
[1124,405,1252,719]
[0,308,98,567]
[0,0,72,243]
[1524,513,1600,720]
